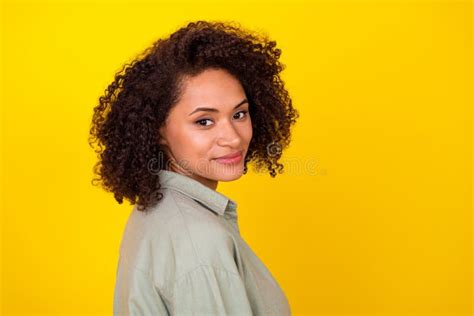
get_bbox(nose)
[216,119,242,147]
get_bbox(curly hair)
[88,20,299,211]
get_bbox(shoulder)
[147,188,240,288]
[146,188,230,243]
[126,187,225,238]
[150,188,237,264]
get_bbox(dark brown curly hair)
[88,20,299,211]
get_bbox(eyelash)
[195,110,249,127]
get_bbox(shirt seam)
[168,263,243,301]
[121,258,282,315]
[119,254,173,306]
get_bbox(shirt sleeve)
[170,264,254,315]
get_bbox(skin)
[158,68,253,190]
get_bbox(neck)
[167,161,218,191]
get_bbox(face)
[158,68,253,190]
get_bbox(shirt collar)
[157,169,237,216]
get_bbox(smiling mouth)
[215,151,242,160]
[214,151,243,164]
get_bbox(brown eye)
[195,119,213,126]
[233,110,248,120]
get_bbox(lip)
[216,151,242,159]
[214,151,243,164]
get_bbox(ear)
[158,125,168,146]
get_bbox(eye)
[195,118,213,126]
[233,110,248,120]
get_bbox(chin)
[211,164,245,182]
[217,172,243,182]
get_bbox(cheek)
[171,127,214,159]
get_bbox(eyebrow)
[188,98,248,116]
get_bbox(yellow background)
[1,0,471,315]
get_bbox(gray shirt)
[113,169,291,315]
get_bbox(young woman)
[89,20,299,315]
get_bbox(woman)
[89,20,299,315]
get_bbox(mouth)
[214,151,243,164]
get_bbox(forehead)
[176,68,246,110]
